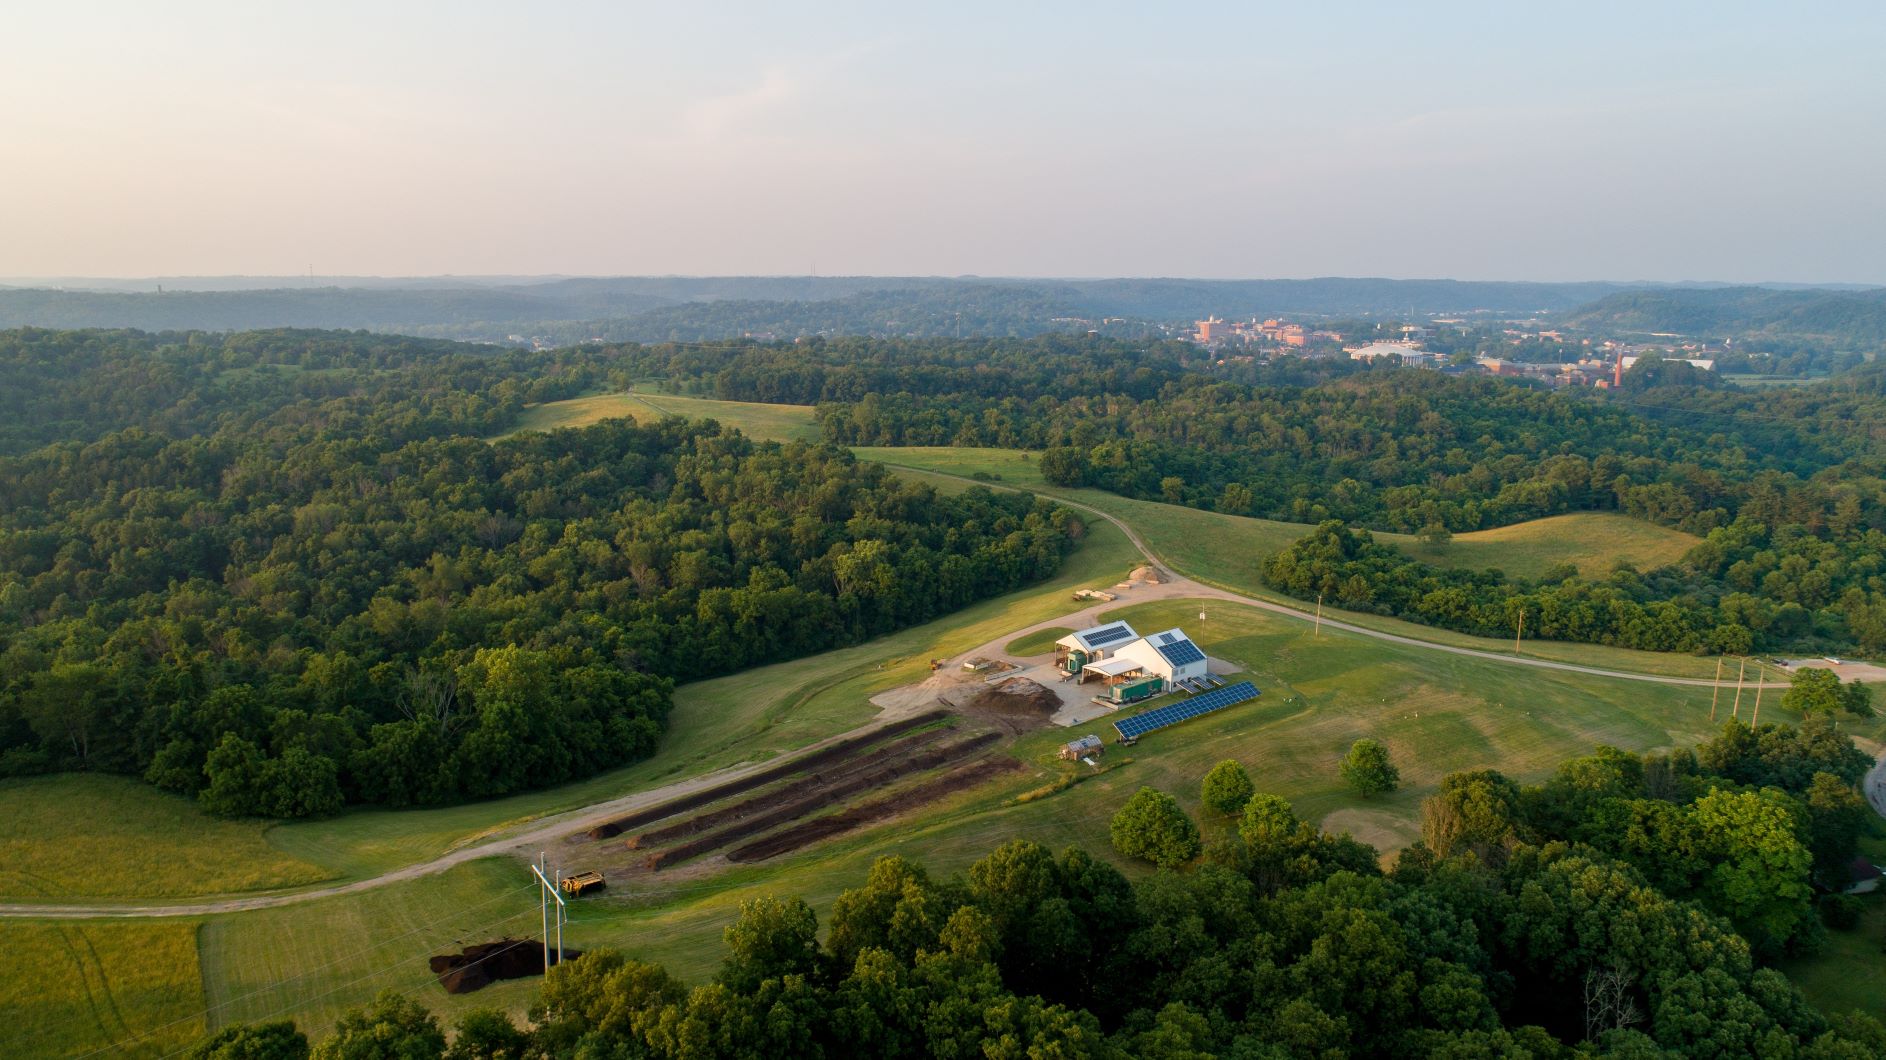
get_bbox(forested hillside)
[570,333,1886,656]
[0,330,1080,815]
[187,719,1886,1058]
[1568,286,1886,345]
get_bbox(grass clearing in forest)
[1421,512,1701,580]
[500,390,820,442]
[0,774,334,901]
[1779,894,1886,1023]
[0,920,205,1058]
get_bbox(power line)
[21,875,723,1059]
[21,883,537,1060]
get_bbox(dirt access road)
[916,466,1782,691]
[0,471,1819,919]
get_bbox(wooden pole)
[1731,657,1747,719]
[1709,656,1724,721]
[1514,610,1525,655]
[1314,593,1324,638]
[1752,665,1765,727]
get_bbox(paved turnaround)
[0,468,1834,920]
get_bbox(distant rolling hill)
[0,286,677,333]
[1567,286,1886,346]
[0,276,1672,342]
[5,276,1879,344]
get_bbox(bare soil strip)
[727,756,1026,863]
[625,726,956,849]
[645,733,1002,870]
[583,709,949,839]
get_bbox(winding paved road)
[0,468,1831,920]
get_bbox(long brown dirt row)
[626,726,956,849]
[585,709,950,839]
[645,732,1003,870]
[727,756,1027,863]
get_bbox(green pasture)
[866,447,1757,681]
[499,390,820,442]
[1005,627,1073,656]
[860,445,1700,579]
[0,920,205,1058]
[0,774,334,901]
[334,590,1783,1002]
[196,859,547,1043]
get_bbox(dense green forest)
[584,332,1886,654]
[187,720,1885,1058]
[0,330,1079,815]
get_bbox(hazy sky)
[5,1,1883,282]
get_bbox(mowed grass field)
[0,920,206,1058]
[198,859,548,1042]
[499,389,821,442]
[1423,512,1700,580]
[1006,626,1073,656]
[865,447,1745,681]
[0,774,334,901]
[393,591,1786,992]
[860,445,1700,579]
[183,589,1883,1038]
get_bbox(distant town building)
[1348,342,1434,365]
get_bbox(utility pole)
[1314,593,1324,638]
[1514,609,1525,655]
[1709,657,1724,721]
[1731,657,1747,719]
[1751,664,1765,726]
[530,853,568,973]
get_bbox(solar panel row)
[1084,624,1135,646]
[1113,681,1259,740]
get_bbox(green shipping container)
[1112,676,1164,702]
[1066,649,1087,672]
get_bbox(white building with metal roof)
[1114,628,1210,685]
[1055,620,1139,660]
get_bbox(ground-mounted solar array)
[1113,681,1259,740]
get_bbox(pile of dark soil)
[583,709,948,839]
[954,677,1061,731]
[430,939,581,994]
[627,726,954,850]
[727,756,1025,863]
[643,732,1000,870]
